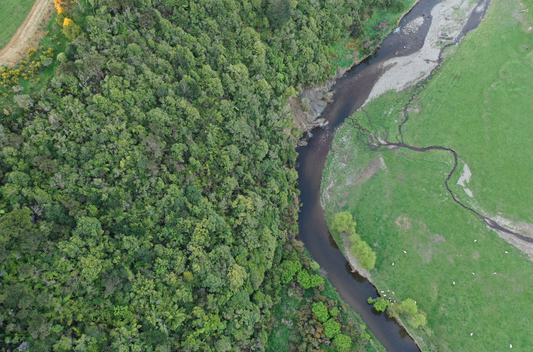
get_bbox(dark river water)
[295,0,490,350]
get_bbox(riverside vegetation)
[0,0,414,350]
[323,0,533,349]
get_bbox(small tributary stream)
[295,0,492,350]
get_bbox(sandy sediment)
[363,0,480,106]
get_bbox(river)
[295,0,490,350]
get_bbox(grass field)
[323,0,533,349]
[0,0,36,50]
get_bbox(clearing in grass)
[323,0,533,349]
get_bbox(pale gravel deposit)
[456,163,472,186]
[402,16,425,34]
[457,163,474,197]
[363,0,480,106]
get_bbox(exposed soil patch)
[432,234,446,243]
[395,215,412,230]
[349,157,386,186]
[0,0,54,67]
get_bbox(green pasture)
[323,0,533,349]
[402,0,533,221]
[0,0,36,50]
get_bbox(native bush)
[312,302,329,322]
[324,318,341,339]
[333,333,352,351]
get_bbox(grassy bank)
[0,0,36,49]
[323,0,533,349]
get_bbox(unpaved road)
[0,0,54,67]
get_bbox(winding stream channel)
[295,0,495,350]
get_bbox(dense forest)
[0,0,403,350]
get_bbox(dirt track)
[0,0,54,67]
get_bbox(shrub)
[329,307,340,317]
[333,334,352,351]
[312,302,329,322]
[297,270,325,289]
[351,240,376,270]
[368,297,389,312]
[323,318,341,338]
[410,313,427,328]
[399,299,418,316]
[281,260,301,284]
[393,0,405,12]
[57,52,67,63]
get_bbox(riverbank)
[291,0,421,139]
[323,0,533,348]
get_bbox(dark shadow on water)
[344,261,367,283]
[328,233,340,249]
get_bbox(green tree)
[399,299,418,316]
[73,217,103,238]
[333,334,352,351]
[330,211,356,236]
[228,264,247,292]
[14,94,33,109]
[351,240,376,270]
[312,302,329,322]
[297,270,324,289]
[57,52,67,63]
[62,18,83,41]
[323,318,341,339]
[281,259,301,283]
[266,0,292,29]
[0,208,32,246]
[367,297,389,312]
[329,307,340,317]
[410,313,427,328]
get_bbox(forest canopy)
[0,0,403,350]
